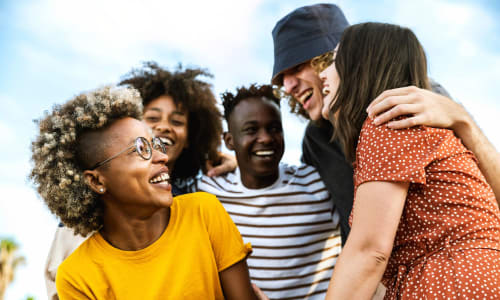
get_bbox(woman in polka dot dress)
[318,22,500,299]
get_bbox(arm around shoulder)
[451,111,500,202]
[367,86,500,201]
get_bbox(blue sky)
[1,0,499,299]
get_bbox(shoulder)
[56,234,96,279]
[358,117,426,144]
[280,163,328,194]
[304,119,333,141]
[195,170,243,195]
[173,192,221,211]
[281,162,321,181]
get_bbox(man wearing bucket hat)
[272,3,500,244]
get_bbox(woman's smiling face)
[95,117,173,211]
[319,47,340,120]
[142,95,189,174]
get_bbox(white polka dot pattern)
[352,118,500,299]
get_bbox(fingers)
[372,102,422,126]
[252,284,270,300]
[386,115,424,129]
[205,160,215,171]
[367,86,417,112]
[206,153,237,177]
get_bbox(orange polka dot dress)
[352,118,500,299]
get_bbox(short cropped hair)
[30,86,143,236]
[221,84,281,122]
[119,62,222,179]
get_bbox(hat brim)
[271,33,338,85]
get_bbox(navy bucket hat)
[271,3,349,85]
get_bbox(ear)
[83,170,107,195]
[223,131,235,151]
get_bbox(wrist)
[450,104,475,140]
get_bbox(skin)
[282,62,325,121]
[224,97,284,189]
[319,41,497,297]
[220,260,259,300]
[83,117,173,251]
[82,117,258,300]
[318,55,406,298]
[206,152,238,177]
[319,48,339,120]
[325,181,409,299]
[143,95,189,175]
[281,55,499,203]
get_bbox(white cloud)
[17,0,265,68]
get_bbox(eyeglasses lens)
[153,138,167,154]
[136,137,152,160]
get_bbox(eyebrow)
[144,107,187,116]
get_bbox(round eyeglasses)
[90,137,167,170]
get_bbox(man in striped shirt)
[190,84,341,300]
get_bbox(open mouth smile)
[149,172,170,184]
[158,136,174,146]
[298,89,313,108]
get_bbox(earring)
[99,188,104,193]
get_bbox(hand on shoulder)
[366,86,471,132]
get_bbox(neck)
[240,170,279,189]
[100,199,171,251]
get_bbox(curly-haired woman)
[33,86,257,299]
[119,61,225,187]
[43,62,235,299]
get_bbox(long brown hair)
[329,22,430,162]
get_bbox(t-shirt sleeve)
[355,118,433,186]
[46,226,88,300]
[56,261,93,300]
[199,193,252,272]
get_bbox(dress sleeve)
[355,118,434,187]
[199,193,252,272]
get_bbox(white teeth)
[255,150,274,156]
[298,90,313,103]
[149,172,170,184]
[159,137,173,146]
[322,87,330,95]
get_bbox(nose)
[257,129,273,144]
[283,74,298,95]
[152,148,169,165]
[154,118,171,134]
[319,69,327,82]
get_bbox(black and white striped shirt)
[191,163,341,300]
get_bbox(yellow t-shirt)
[56,192,251,300]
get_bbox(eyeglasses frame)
[89,137,166,170]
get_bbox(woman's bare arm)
[219,259,259,300]
[326,181,408,299]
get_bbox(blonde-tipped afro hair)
[30,86,143,236]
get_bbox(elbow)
[346,236,393,269]
[369,249,390,267]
